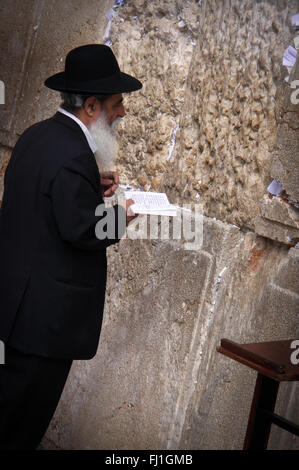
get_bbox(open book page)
[124,191,177,216]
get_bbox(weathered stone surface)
[259,194,299,229]
[4,0,114,137]
[109,0,298,231]
[254,192,299,245]
[43,218,298,450]
[275,247,299,295]
[254,214,299,245]
[271,46,299,202]
[0,0,41,133]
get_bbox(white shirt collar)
[58,107,97,154]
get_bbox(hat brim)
[44,71,142,94]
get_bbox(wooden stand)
[217,338,299,450]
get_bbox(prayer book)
[124,191,177,216]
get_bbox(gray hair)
[60,92,112,114]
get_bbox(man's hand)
[100,171,119,197]
[119,198,139,226]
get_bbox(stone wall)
[43,224,298,450]
[110,0,298,231]
[0,0,298,450]
[0,0,113,191]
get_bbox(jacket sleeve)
[50,164,126,251]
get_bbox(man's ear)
[84,96,101,117]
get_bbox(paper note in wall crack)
[267,180,283,196]
[124,191,177,216]
[283,45,297,67]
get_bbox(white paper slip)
[267,180,283,196]
[124,191,177,216]
[283,45,297,67]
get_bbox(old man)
[0,44,142,449]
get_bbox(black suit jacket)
[0,112,126,359]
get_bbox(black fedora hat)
[44,44,142,94]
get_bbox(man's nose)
[119,104,126,118]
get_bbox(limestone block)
[178,237,299,450]
[0,0,41,133]
[9,0,113,136]
[256,43,299,243]
[0,0,44,148]
[108,0,299,230]
[271,47,299,202]
[254,214,299,245]
[254,282,299,338]
[43,217,297,450]
[275,246,299,295]
[260,194,299,229]
[110,0,198,191]
[271,128,299,203]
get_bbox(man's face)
[102,93,126,126]
[84,93,126,129]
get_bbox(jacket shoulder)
[40,115,100,193]
[8,113,99,194]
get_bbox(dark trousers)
[0,344,72,450]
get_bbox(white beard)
[88,111,121,172]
